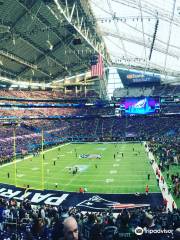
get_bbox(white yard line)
[144,142,177,211]
[0,143,70,169]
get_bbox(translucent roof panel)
[89,0,180,77]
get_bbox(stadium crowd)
[148,138,180,200]
[0,196,180,240]
[0,90,179,239]
[0,90,99,101]
[0,115,180,163]
[113,85,180,97]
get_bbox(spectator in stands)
[62,216,81,240]
[0,196,179,239]
[174,228,180,240]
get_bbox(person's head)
[63,216,79,240]
[174,228,180,240]
[144,212,154,227]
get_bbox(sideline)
[0,142,70,169]
[144,142,177,211]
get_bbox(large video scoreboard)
[115,97,160,115]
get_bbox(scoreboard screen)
[117,97,160,115]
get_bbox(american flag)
[91,54,104,78]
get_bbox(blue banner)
[0,183,163,212]
[117,69,161,86]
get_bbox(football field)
[0,142,160,194]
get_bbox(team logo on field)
[77,195,149,210]
[79,154,101,159]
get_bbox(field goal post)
[13,128,45,191]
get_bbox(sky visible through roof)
[90,0,180,76]
[89,0,180,97]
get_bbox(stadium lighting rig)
[149,14,159,61]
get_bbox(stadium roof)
[0,0,180,88]
[0,0,109,83]
[89,0,180,80]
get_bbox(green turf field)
[0,142,160,194]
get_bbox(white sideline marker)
[106,179,114,183]
[0,143,70,169]
[16,174,24,178]
[113,164,119,167]
[32,167,39,171]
